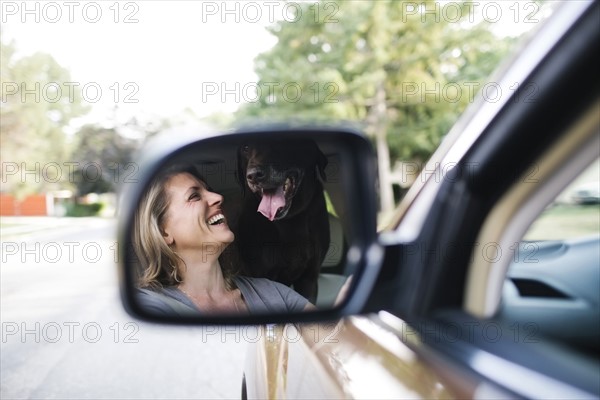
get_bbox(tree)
[235,0,514,212]
[67,105,174,198]
[69,123,141,197]
[1,36,88,198]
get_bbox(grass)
[524,204,600,241]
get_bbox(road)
[1,218,248,399]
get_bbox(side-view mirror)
[117,125,382,324]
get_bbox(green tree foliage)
[235,0,514,211]
[1,37,88,198]
[69,124,141,196]
[0,37,157,200]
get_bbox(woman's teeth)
[207,214,225,225]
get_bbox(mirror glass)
[122,131,368,318]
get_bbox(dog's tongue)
[258,186,285,221]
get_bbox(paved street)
[1,218,248,399]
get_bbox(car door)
[362,0,599,397]
[245,1,599,398]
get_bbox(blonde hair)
[132,165,238,289]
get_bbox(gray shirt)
[137,276,309,316]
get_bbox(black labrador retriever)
[234,138,330,304]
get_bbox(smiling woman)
[131,163,315,317]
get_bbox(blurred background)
[3,1,591,399]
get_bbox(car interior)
[499,158,600,357]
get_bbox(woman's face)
[160,172,234,253]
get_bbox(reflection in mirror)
[128,134,354,317]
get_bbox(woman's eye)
[188,192,200,201]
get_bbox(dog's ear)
[236,145,248,194]
[315,144,328,183]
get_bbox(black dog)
[234,138,330,304]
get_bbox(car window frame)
[365,1,599,397]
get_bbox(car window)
[499,158,600,355]
[523,159,600,241]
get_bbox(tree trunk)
[372,84,395,214]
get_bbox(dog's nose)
[246,168,265,184]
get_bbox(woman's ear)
[161,227,174,246]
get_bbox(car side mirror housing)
[117,125,382,324]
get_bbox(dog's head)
[237,138,327,221]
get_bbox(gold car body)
[245,314,485,399]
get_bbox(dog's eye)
[242,145,250,154]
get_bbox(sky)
[1,0,552,128]
[1,1,279,125]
